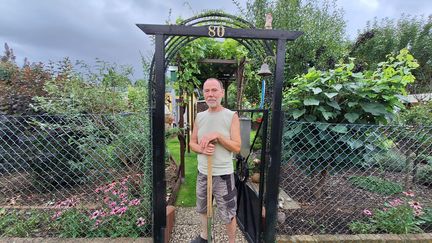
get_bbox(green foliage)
[28,58,151,191]
[373,149,407,172]
[0,209,50,237]
[416,164,432,186]
[30,124,86,191]
[32,58,135,114]
[281,50,419,172]
[398,101,432,127]
[351,15,432,93]
[172,37,260,107]
[349,194,428,234]
[283,49,419,124]
[348,176,403,195]
[348,221,377,234]
[246,0,348,82]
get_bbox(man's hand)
[200,132,219,150]
[201,143,216,156]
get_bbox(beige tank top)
[196,108,235,175]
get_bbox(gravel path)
[170,207,247,243]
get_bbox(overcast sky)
[1,0,431,80]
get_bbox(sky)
[1,0,431,80]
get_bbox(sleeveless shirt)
[196,108,235,175]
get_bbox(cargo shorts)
[196,172,237,224]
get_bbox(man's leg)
[226,216,236,243]
[192,172,208,243]
[213,174,237,243]
[199,213,208,240]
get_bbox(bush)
[416,164,432,186]
[373,149,407,172]
[30,123,86,191]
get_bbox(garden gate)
[137,12,301,242]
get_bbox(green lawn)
[166,137,197,207]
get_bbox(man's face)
[203,79,224,108]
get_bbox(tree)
[350,14,432,93]
[245,0,349,84]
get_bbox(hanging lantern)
[258,63,272,77]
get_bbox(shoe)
[190,235,208,243]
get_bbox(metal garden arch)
[137,12,302,243]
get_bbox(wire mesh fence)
[278,117,432,235]
[0,112,152,237]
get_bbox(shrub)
[416,164,432,186]
[373,149,407,172]
[30,122,86,191]
[282,49,419,172]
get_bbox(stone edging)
[277,233,432,242]
[0,238,152,243]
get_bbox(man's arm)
[190,119,215,156]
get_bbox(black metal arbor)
[137,12,301,243]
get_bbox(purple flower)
[90,210,102,220]
[51,211,63,220]
[409,201,422,210]
[389,198,404,207]
[136,217,146,227]
[403,191,415,197]
[118,206,128,215]
[129,199,141,206]
[108,201,117,208]
[363,209,373,216]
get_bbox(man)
[189,78,241,243]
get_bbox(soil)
[165,156,179,204]
[277,163,432,235]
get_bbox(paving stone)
[169,207,247,243]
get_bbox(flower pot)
[165,205,175,243]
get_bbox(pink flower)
[55,198,78,208]
[409,201,422,210]
[136,217,146,227]
[90,210,102,220]
[108,201,117,208]
[95,186,103,193]
[129,199,141,206]
[403,191,415,197]
[414,209,423,216]
[110,206,121,215]
[119,193,128,199]
[51,211,63,220]
[389,198,404,207]
[118,207,128,215]
[363,209,373,216]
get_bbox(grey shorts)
[196,172,237,224]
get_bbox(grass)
[166,137,197,207]
[348,176,403,196]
